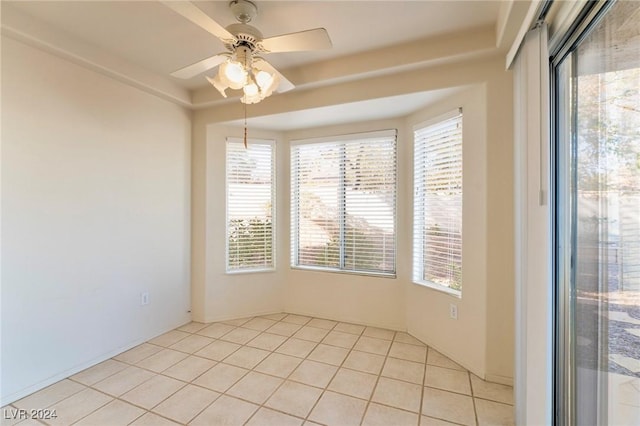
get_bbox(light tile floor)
[2,313,514,426]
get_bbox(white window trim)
[290,265,396,279]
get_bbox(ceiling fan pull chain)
[244,102,248,149]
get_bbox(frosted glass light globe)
[255,70,274,90]
[220,60,247,89]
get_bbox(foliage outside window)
[291,130,397,275]
[226,138,275,272]
[413,110,463,295]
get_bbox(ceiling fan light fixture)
[258,71,279,97]
[220,60,247,88]
[241,77,262,104]
[255,70,273,89]
[214,51,285,103]
[165,0,333,104]
[241,91,262,104]
[243,81,259,97]
[207,74,228,98]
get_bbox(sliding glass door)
[555,1,640,424]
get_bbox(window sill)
[412,280,462,298]
[291,265,396,279]
[226,267,276,275]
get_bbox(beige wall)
[485,71,516,385]
[406,62,514,384]
[190,124,286,322]
[192,55,514,383]
[405,85,489,379]
[1,37,192,404]
[283,119,408,330]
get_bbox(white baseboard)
[282,308,405,332]
[0,320,190,406]
[201,309,285,324]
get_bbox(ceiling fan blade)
[259,28,332,53]
[161,1,236,44]
[254,59,295,93]
[170,54,228,79]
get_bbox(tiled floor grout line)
[33,339,498,425]
[70,325,243,426]
[140,343,471,394]
[52,344,445,425]
[356,328,397,426]
[157,317,268,426]
[271,316,341,425]
[176,388,219,425]
[280,316,336,425]
[237,314,321,426]
[9,313,514,426]
[417,346,429,426]
[75,318,432,392]
[469,370,479,426]
[178,314,336,425]
[204,331,294,423]
[34,332,233,426]
[230,314,336,425]
[55,387,111,425]
[167,333,258,426]
[36,382,103,426]
[473,395,514,406]
[135,376,207,425]
[422,383,482,399]
[70,353,200,426]
[299,319,361,425]
[418,352,477,426]
[57,378,482,425]
[166,340,477,426]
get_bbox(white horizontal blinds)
[291,143,341,268]
[291,131,397,274]
[226,138,275,271]
[413,111,463,293]
[343,137,396,273]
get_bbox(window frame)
[412,108,464,297]
[290,129,398,278]
[225,137,276,274]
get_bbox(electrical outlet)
[141,292,149,306]
[449,303,458,320]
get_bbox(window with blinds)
[413,110,463,295]
[226,138,275,272]
[291,130,396,275]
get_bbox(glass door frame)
[551,1,619,424]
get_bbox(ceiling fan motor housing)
[225,23,263,52]
[234,45,252,68]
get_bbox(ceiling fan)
[162,0,332,104]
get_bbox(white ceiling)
[4,1,502,90]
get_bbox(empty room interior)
[2,1,639,425]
